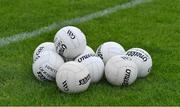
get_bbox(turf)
[0,0,180,106]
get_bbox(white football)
[126,48,152,77]
[75,53,104,83]
[33,42,56,63]
[96,41,125,64]
[32,51,64,81]
[83,46,95,54]
[105,55,138,86]
[54,26,86,59]
[56,61,91,93]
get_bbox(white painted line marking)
[0,0,151,47]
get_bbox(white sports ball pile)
[32,26,153,93]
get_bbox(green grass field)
[0,0,180,106]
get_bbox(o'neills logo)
[79,74,90,85]
[56,41,67,55]
[67,30,75,39]
[126,51,148,62]
[36,46,44,56]
[37,67,46,80]
[122,69,131,86]
[34,46,44,62]
[77,54,97,63]
[96,45,103,60]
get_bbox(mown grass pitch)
[0,0,180,106]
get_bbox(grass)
[0,0,180,106]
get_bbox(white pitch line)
[0,0,151,47]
